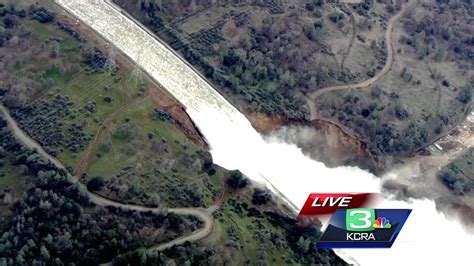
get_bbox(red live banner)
[299,193,379,216]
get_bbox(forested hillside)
[115,0,472,158]
[0,1,345,264]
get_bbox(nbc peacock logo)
[373,217,391,229]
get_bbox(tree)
[226,170,248,189]
[328,12,344,24]
[458,85,472,104]
[3,14,18,29]
[85,101,97,113]
[40,245,50,262]
[297,236,310,253]
[198,151,214,174]
[0,26,12,47]
[87,176,105,191]
[103,96,113,103]
[303,25,317,41]
[305,1,316,11]
[252,188,272,205]
[223,49,240,67]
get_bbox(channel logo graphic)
[298,193,411,248]
[345,208,392,231]
[373,217,391,229]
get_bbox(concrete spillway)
[55,1,474,265]
[54,0,381,207]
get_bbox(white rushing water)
[56,1,473,265]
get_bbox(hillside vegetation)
[0,1,344,264]
[115,0,472,157]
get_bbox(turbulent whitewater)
[56,1,473,265]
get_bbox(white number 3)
[349,210,372,229]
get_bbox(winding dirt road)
[0,103,213,255]
[307,0,414,120]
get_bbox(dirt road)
[307,0,414,119]
[0,103,213,254]
[0,104,64,170]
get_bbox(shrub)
[252,188,272,205]
[103,96,113,103]
[115,123,140,140]
[458,85,472,104]
[85,101,97,113]
[87,176,105,191]
[328,12,344,24]
[29,5,55,23]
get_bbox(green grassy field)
[85,98,217,207]
[87,98,197,176]
[0,8,147,167]
[0,159,28,192]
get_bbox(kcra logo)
[299,193,411,248]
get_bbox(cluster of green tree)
[0,117,22,179]
[0,3,120,158]
[85,166,165,207]
[56,21,85,42]
[439,148,474,195]
[90,130,218,208]
[351,0,375,16]
[0,116,195,265]
[266,212,343,265]
[305,0,325,12]
[113,196,345,265]
[0,3,23,46]
[252,187,273,205]
[222,170,344,264]
[117,0,345,119]
[188,23,224,57]
[168,183,205,207]
[401,0,473,65]
[3,95,91,156]
[158,150,218,207]
[29,4,55,24]
[83,47,110,72]
[320,84,471,155]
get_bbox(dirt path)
[0,103,214,256]
[340,13,356,71]
[74,94,147,177]
[307,0,414,120]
